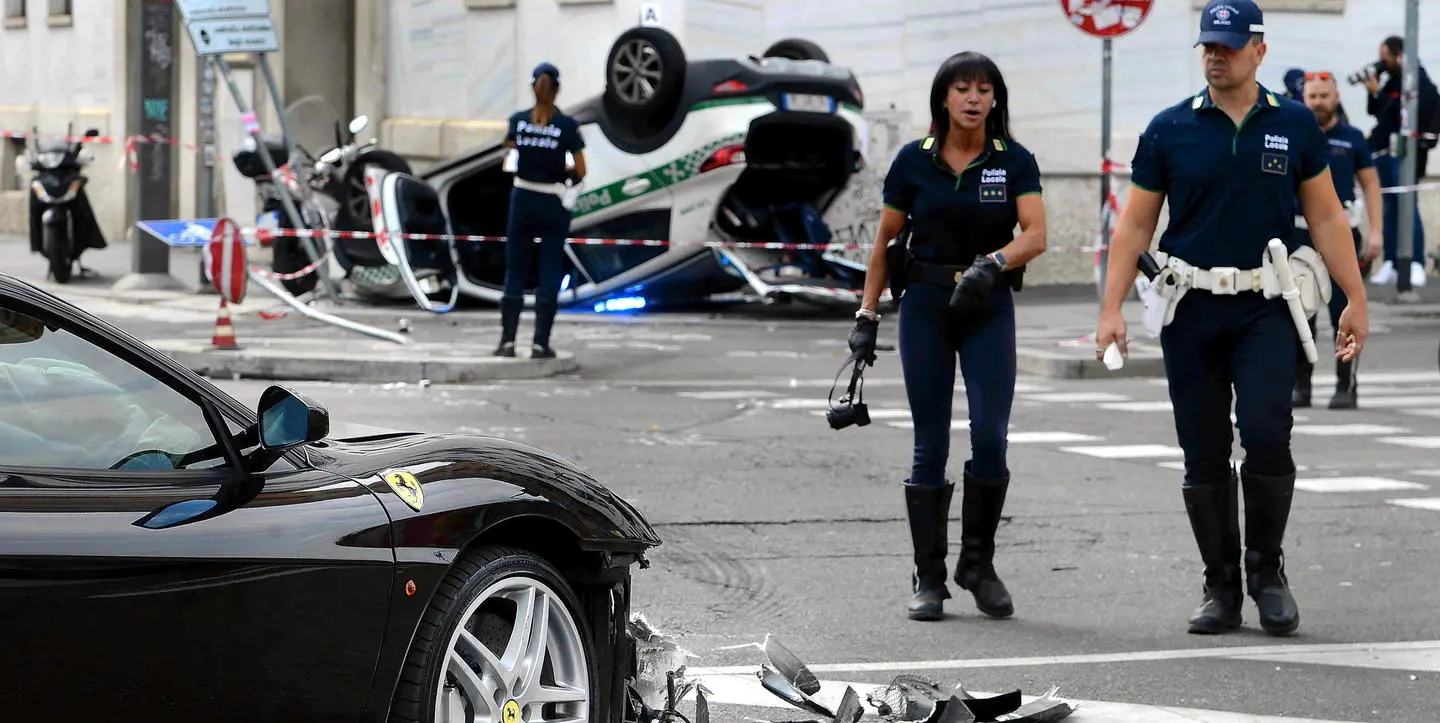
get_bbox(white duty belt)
[1135,243,1331,355]
[512,177,567,197]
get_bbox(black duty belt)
[907,259,1025,292]
[909,260,975,287]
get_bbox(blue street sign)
[135,218,256,247]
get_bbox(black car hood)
[313,431,662,550]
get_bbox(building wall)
[0,0,125,242]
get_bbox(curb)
[148,339,579,384]
[1016,346,1167,379]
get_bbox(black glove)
[848,316,879,365]
[949,254,1002,311]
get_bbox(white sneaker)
[1370,260,1397,284]
[1411,261,1428,287]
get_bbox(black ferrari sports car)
[0,272,662,721]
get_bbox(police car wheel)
[335,149,413,231]
[762,38,829,63]
[605,26,686,114]
[388,545,599,723]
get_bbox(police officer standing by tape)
[1095,0,1369,637]
[495,62,587,359]
[849,52,1049,622]
[1292,70,1383,410]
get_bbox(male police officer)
[1293,71,1383,410]
[1095,0,1369,637]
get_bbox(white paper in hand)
[1103,342,1125,371]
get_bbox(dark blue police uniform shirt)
[1318,121,1371,204]
[882,134,1042,264]
[506,108,585,185]
[1129,84,1329,269]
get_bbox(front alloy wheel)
[610,39,663,106]
[437,577,590,722]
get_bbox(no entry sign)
[1063,0,1154,38]
[206,217,249,304]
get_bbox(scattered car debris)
[624,620,1078,722]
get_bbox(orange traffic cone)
[212,298,239,350]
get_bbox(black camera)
[1348,60,1386,86]
[825,356,871,430]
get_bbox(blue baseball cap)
[1283,68,1306,96]
[1195,0,1265,50]
[532,62,560,82]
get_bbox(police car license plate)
[784,93,834,113]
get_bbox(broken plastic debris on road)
[625,615,1077,722]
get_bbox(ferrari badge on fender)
[383,470,425,511]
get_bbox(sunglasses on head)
[1304,72,1334,81]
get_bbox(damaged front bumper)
[623,620,1077,723]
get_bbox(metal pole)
[256,53,336,299]
[133,0,176,278]
[1098,37,1113,301]
[1396,0,1420,295]
[198,57,217,291]
[211,55,341,301]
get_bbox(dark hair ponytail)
[531,74,558,126]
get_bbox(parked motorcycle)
[25,125,107,283]
[240,96,416,299]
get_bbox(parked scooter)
[25,126,107,283]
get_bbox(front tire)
[44,221,72,284]
[389,546,598,723]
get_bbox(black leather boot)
[954,462,1014,619]
[904,481,953,621]
[1241,465,1301,636]
[532,299,558,357]
[1181,469,1243,634]
[1329,358,1357,409]
[1292,353,1313,408]
[495,296,523,357]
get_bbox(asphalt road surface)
[12,242,1440,722]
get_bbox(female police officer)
[849,52,1049,622]
[1095,0,1369,637]
[495,62,587,359]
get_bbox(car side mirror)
[257,385,329,450]
[349,115,369,136]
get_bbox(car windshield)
[0,306,221,471]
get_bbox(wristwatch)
[988,252,1008,270]
[855,308,880,322]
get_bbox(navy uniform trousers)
[897,279,1017,619]
[1160,287,1301,635]
[499,187,571,348]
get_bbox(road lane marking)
[1023,392,1131,403]
[1387,497,1440,511]
[1060,444,1185,459]
[1294,477,1430,493]
[1353,395,1440,409]
[1007,431,1105,443]
[1098,400,1174,412]
[690,640,1440,676]
[677,390,780,400]
[1292,424,1411,436]
[1378,436,1440,449]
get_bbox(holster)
[885,235,909,300]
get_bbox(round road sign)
[206,217,249,304]
[1062,0,1154,38]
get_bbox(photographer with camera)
[1357,36,1437,288]
[850,51,1048,623]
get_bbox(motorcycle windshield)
[283,94,343,162]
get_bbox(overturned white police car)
[359,26,880,313]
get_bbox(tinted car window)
[0,305,224,471]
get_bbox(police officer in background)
[1095,0,1369,637]
[1292,71,1383,410]
[849,51,1049,622]
[495,62,587,359]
